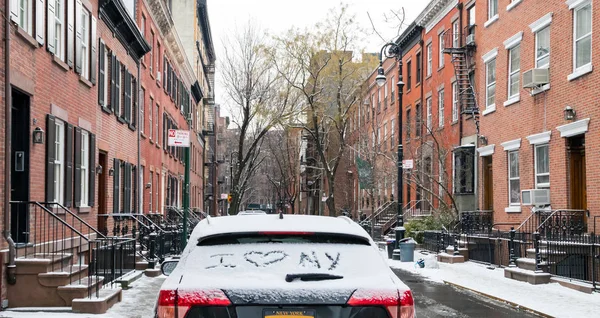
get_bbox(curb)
[442,280,554,318]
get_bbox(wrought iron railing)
[459,210,493,235]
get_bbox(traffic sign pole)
[182,145,189,250]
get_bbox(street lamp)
[377,42,405,249]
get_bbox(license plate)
[263,309,316,318]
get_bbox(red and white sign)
[167,129,190,147]
[402,159,414,169]
[220,193,228,200]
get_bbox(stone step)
[57,276,104,306]
[526,248,567,259]
[135,261,149,271]
[504,267,551,285]
[72,288,122,314]
[15,254,73,275]
[515,258,548,272]
[38,265,89,287]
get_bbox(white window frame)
[54,120,65,204]
[140,87,145,133]
[426,97,432,132]
[384,80,388,98]
[439,160,444,199]
[155,103,159,142]
[572,1,592,74]
[452,82,458,122]
[81,9,90,79]
[507,45,520,99]
[102,46,109,105]
[390,119,395,147]
[439,33,445,68]
[438,89,445,127]
[508,150,520,206]
[81,130,90,207]
[535,26,550,68]
[383,123,388,148]
[488,0,498,20]
[485,58,496,110]
[17,0,33,34]
[426,43,432,76]
[149,97,153,139]
[452,21,460,47]
[54,0,65,61]
[535,143,550,188]
[390,75,395,96]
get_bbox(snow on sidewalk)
[389,250,600,318]
[0,274,166,318]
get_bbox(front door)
[483,156,494,211]
[11,90,30,243]
[568,136,587,211]
[97,151,108,235]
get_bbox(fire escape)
[443,25,479,134]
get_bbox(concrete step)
[550,277,595,294]
[504,267,551,285]
[135,261,150,271]
[526,248,567,258]
[57,276,104,306]
[437,253,465,264]
[15,254,73,274]
[445,247,469,261]
[515,258,548,272]
[72,288,122,314]
[38,265,89,287]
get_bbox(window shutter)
[124,163,130,213]
[89,134,96,207]
[115,61,121,117]
[132,78,137,127]
[46,116,56,202]
[65,124,74,208]
[163,113,167,151]
[35,0,45,45]
[75,0,83,73]
[90,16,97,84]
[98,40,105,106]
[74,127,82,207]
[47,0,56,54]
[126,71,132,122]
[132,166,137,213]
[67,0,75,67]
[110,53,116,111]
[9,0,18,22]
[163,57,167,92]
[113,158,120,214]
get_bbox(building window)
[54,0,65,61]
[149,31,154,74]
[80,9,90,79]
[488,0,498,20]
[508,45,521,99]
[453,146,475,194]
[383,123,388,149]
[377,88,381,112]
[426,97,432,132]
[157,42,162,77]
[416,52,422,83]
[452,20,460,47]
[103,44,109,106]
[54,120,65,204]
[406,110,411,139]
[508,150,520,205]
[384,80,388,108]
[485,58,496,109]
[406,62,411,89]
[149,96,153,139]
[15,0,32,34]
[391,75,396,102]
[390,119,395,148]
[415,103,422,137]
[155,103,160,143]
[535,27,550,68]
[426,43,432,76]
[438,89,444,127]
[439,33,445,68]
[452,82,458,122]
[80,130,90,206]
[535,144,550,188]
[140,87,145,133]
[149,171,153,212]
[573,1,592,71]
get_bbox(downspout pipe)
[5,0,17,285]
[137,61,141,215]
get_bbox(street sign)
[220,193,228,200]
[167,129,191,147]
[402,159,414,169]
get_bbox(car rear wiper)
[285,273,344,282]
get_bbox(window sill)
[503,95,520,107]
[451,120,459,125]
[438,65,445,72]
[16,27,38,48]
[156,80,161,88]
[482,105,496,116]
[79,76,93,88]
[505,206,521,213]
[52,55,69,72]
[156,143,161,149]
[567,64,593,81]
[531,84,550,96]
[78,207,91,214]
[141,60,147,69]
[506,0,522,11]
[149,71,155,80]
[141,133,147,139]
[117,116,127,124]
[128,124,136,131]
[149,138,154,144]
[484,15,499,28]
[101,105,113,114]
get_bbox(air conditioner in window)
[521,189,550,207]
[157,71,161,82]
[522,68,549,88]
[466,34,475,46]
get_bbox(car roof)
[190,214,370,240]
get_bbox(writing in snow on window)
[205,251,341,270]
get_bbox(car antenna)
[279,211,284,219]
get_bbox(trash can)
[399,238,416,262]
[386,239,396,259]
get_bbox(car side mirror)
[161,260,179,276]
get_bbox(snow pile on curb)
[390,250,600,318]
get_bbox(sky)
[207,0,430,122]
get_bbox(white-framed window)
[488,0,498,20]
[426,97,432,132]
[508,45,520,99]
[535,27,550,68]
[573,1,592,71]
[426,43,432,76]
[486,58,496,109]
[16,0,33,34]
[140,87,145,133]
[535,144,550,188]
[383,123,388,149]
[149,171,153,212]
[81,9,90,79]
[439,160,444,199]
[54,120,65,204]
[384,80,388,98]
[81,130,90,206]
[508,150,520,205]
[390,75,395,97]
[390,119,395,147]
[149,97,153,138]
[377,127,381,146]
[439,33,445,68]
[452,21,460,47]
[54,0,65,61]
[452,82,458,122]
[155,103,159,142]
[438,89,445,127]
[102,45,109,105]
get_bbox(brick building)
[0,0,214,310]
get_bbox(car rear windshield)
[197,232,371,246]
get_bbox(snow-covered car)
[155,214,415,318]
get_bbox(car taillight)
[347,289,415,318]
[156,289,231,318]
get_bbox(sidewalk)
[389,250,600,318]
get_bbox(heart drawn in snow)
[244,251,288,267]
